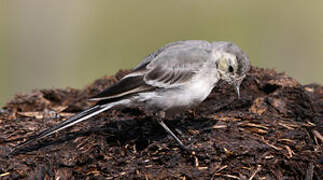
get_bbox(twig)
[0,172,10,177]
[312,130,323,142]
[249,165,261,180]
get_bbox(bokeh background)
[1,1,322,107]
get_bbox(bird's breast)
[134,67,219,113]
[135,79,215,113]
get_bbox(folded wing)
[89,40,213,102]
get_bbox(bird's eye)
[228,66,234,73]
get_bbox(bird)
[13,40,250,151]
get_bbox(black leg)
[156,112,186,149]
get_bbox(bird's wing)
[89,75,154,101]
[133,40,211,72]
[89,40,213,101]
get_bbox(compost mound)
[0,67,322,179]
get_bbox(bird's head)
[212,41,250,98]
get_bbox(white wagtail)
[14,40,250,150]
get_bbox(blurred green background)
[1,1,322,107]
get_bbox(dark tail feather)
[13,104,113,151]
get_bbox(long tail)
[13,103,114,150]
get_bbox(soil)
[0,66,322,179]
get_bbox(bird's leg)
[155,111,186,149]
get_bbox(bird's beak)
[234,79,242,99]
[235,85,240,99]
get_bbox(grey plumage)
[212,41,250,76]
[13,40,250,151]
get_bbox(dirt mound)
[0,67,322,179]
